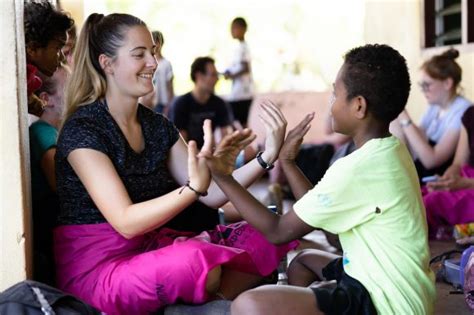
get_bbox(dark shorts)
[311,258,377,315]
[229,99,252,126]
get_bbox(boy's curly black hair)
[24,1,74,48]
[342,44,411,123]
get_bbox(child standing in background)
[224,17,255,127]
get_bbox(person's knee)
[231,289,268,314]
[287,250,319,285]
[288,249,316,269]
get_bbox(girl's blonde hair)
[61,13,146,128]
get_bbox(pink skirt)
[423,164,474,236]
[54,222,297,314]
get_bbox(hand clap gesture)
[279,112,315,163]
[199,125,256,178]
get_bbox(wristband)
[179,181,208,197]
[256,151,274,170]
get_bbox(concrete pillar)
[0,0,32,291]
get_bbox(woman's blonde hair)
[61,13,146,128]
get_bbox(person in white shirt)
[224,17,255,127]
[140,31,174,115]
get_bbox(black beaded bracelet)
[179,181,208,197]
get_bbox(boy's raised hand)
[279,112,315,162]
[259,100,287,163]
[199,124,256,177]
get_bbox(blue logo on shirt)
[343,253,350,265]
[317,194,332,207]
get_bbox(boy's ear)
[98,54,113,75]
[352,96,368,119]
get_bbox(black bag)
[0,280,101,315]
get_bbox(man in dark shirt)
[170,56,233,148]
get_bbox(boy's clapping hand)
[199,123,256,177]
[279,112,315,163]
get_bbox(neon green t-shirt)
[294,136,435,315]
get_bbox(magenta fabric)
[461,106,474,167]
[54,222,297,314]
[423,164,474,236]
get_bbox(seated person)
[391,48,472,180]
[424,106,474,238]
[53,13,296,314]
[169,56,252,224]
[202,44,435,315]
[170,56,233,148]
[24,1,74,117]
[30,65,69,285]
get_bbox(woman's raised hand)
[187,120,212,193]
[279,112,315,163]
[258,100,287,164]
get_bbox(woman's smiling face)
[105,25,157,100]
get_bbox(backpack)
[0,280,102,315]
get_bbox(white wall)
[0,0,32,291]
[364,0,473,121]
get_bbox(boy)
[204,44,435,314]
[24,1,74,116]
[224,17,255,127]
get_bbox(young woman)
[423,106,474,237]
[392,48,472,179]
[54,13,295,314]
